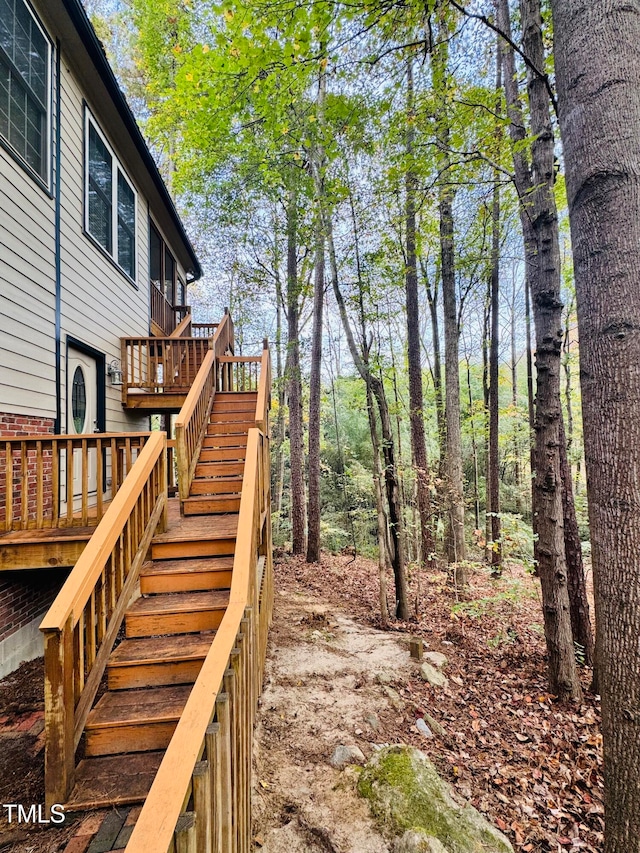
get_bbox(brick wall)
[0,413,62,663]
[0,413,55,528]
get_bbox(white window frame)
[0,0,52,188]
[84,108,138,283]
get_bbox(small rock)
[423,651,448,670]
[382,686,405,710]
[419,663,448,688]
[364,712,380,731]
[451,675,464,687]
[376,672,394,685]
[355,728,363,735]
[329,744,366,769]
[415,718,433,739]
[392,831,447,853]
[423,713,447,739]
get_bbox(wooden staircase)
[182,391,256,517]
[65,399,252,810]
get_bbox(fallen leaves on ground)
[276,549,603,853]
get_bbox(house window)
[85,111,136,281]
[0,0,51,183]
[149,221,177,303]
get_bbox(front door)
[67,348,98,507]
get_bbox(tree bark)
[327,220,409,620]
[306,63,327,564]
[497,0,581,700]
[552,1,640,845]
[405,58,435,568]
[433,3,466,577]
[285,189,306,555]
[488,48,502,574]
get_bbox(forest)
[86,1,640,851]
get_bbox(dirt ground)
[253,552,604,853]
[0,550,603,853]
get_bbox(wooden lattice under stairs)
[41,328,273,852]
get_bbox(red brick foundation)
[0,413,62,669]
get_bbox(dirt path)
[253,581,418,852]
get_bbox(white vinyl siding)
[0,140,55,418]
[58,65,148,431]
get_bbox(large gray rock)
[424,651,448,670]
[358,745,513,853]
[392,831,448,853]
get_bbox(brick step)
[125,590,229,637]
[84,685,192,756]
[107,633,214,690]
[140,556,233,594]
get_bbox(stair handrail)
[174,311,234,501]
[40,431,168,808]
[255,340,272,432]
[125,426,273,853]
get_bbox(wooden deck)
[0,524,95,570]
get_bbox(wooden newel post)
[43,616,75,810]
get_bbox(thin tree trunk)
[306,63,327,564]
[433,4,466,578]
[466,356,480,531]
[497,0,581,700]
[405,58,435,568]
[367,379,391,627]
[483,285,492,561]
[422,260,446,476]
[306,222,324,563]
[327,221,409,620]
[273,265,286,520]
[488,42,502,574]
[559,418,594,668]
[552,4,640,841]
[286,189,306,555]
[511,274,522,513]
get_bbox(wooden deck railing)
[191,323,219,338]
[174,312,235,502]
[216,356,262,393]
[171,312,193,339]
[40,432,168,808]
[0,433,150,533]
[121,337,212,401]
[151,286,190,336]
[125,347,271,853]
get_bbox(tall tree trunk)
[524,279,536,526]
[511,275,522,513]
[286,189,306,555]
[306,63,327,564]
[273,265,286,521]
[559,418,594,668]
[306,222,324,563]
[466,356,481,531]
[327,221,409,620]
[498,0,581,700]
[488,43,502,574]
[422,260,446,476]
[405,58,435,568]
[367,379,391,627]
[552,2,640,844]
[483,285,492,561]
[433,4,466,577]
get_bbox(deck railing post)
[43,617,75,810]
[192,761,211,853]
[215,693,234,853]
[205,722,222,853]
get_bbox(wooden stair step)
[66,751,164,809]
[211,400,256,413]
[190,476,243,496]
[209,409,255,422]
[214,392,257,402]
[125,589,230,636]
[85,685,192,756]
[199,446,247,462]
[202,433,248,449]
[152,514,237,559]
[183,495,241,515]
[206,420,253,435]
[140,556,233,593]
[194,461,245,478]
[108,633,214,689]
